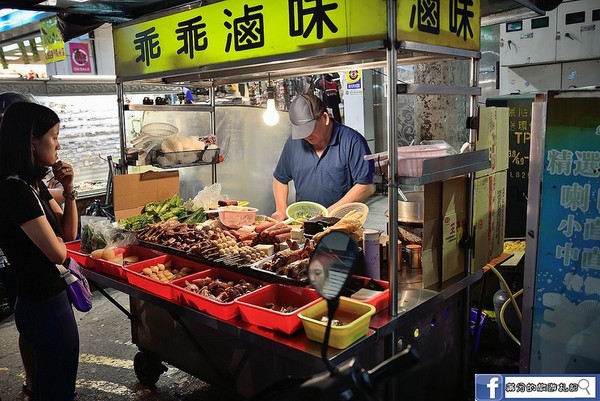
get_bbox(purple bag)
[58,257,93,312]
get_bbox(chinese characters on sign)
[134,27,161,67]
[402,0,480,50]
[177,15,208,58]
[112,0,478,79]
[39,17,66,63]
[547,148,600,269]
[505,99,531,238]
[508,104,530,180]
[289,0,339,39]
[529,94,600,373]
[224,4,264,52]
[127,0,344,70]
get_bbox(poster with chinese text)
[39,17,66,63]
[530,91,600,373]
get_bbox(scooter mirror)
[308,231,358,300]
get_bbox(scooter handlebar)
[255,348,418,401]
[367,348,418,387]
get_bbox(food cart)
[86,1,493,399]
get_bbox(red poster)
[69,42,91,73]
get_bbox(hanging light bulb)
[263,78,280,126]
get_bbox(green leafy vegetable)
[119,193,203,231]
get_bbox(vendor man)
[271,94,375,221]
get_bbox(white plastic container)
[364,143,453,177]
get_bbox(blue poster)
[531,93,600,372]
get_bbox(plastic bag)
[191,182,222,210]
[82,200,115,221]
[80,216,137,253]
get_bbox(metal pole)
[462,51,480,397]
[387,0,399,320]
[465,56,480,273]
[116,82,128,175]
[385,1,399,400]
[210,84,217,183]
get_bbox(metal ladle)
[398,187,408,202]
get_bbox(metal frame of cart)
[106,1,493,399]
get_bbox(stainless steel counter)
[85,261,483,400]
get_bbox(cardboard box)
[420,182,442,288]
[472,171,507,272]
[113,171,180,221]
[476,107,509,178]
[441,176,468,282]
[417,177,469,287]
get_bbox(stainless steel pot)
[397,191,424,223]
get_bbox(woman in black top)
[0,102,79,400]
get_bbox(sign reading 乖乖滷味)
[113,0,480,80]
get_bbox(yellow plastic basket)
[298,297,375,349]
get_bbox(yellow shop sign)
[113,0,480,80]
[113,0,388,80]
[397,0,480,51]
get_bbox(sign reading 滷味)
[113,0,480,80]
[397,0,480,51]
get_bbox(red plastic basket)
[236,284,321,334]
[347,275,389,313]
[171,268,265,320]
[124,254,211,301]
[93,245,165,281]
[66,240,94,269]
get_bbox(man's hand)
[271,210,287,221]
[327,183,375,212]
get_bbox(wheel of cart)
[134,350,168,386]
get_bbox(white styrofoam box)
[499,8,558,66]
[556,0,600,61]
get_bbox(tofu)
[291,227,304,241]
[254,244,275,256]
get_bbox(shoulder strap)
[5,175,45,216]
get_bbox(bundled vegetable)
[144,193,187,221]
[182,208,206,224]
[119,193,205,231]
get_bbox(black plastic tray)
[137,240,308,286]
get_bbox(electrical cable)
[486,264,523,346]
[487,265,522,320]
[499,288,523,347]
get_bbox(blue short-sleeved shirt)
[273,121,374,207]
